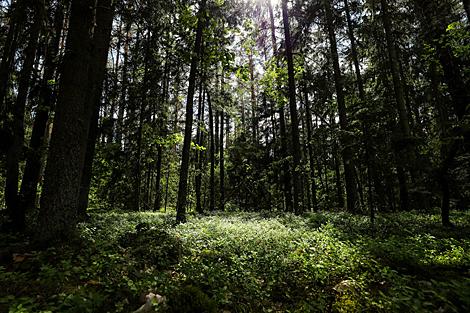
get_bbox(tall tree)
[176,0,206,223]
[19,0,66,228]
[380,0,426,211]
[281,0,303,214]
[414,0,470,225]
[77,0,116,217]
[4,1,44,233]
[324,0,359,212]
[35,0,99,243]
[0,0,25,113]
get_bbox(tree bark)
[35,0,96,243]
[176,0,206,223]
[77,0,116,217]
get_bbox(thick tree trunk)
[281,0,303,214]
[35,0,96,243]
[324,0,359,212]
[175,0,206,223]
[77,0,115,217]
[4,3,43,233]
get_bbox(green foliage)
[1,211,469,312]
[168,285,218,313]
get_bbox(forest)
[0,0,469,312]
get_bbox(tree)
[176,0,207,223]
[281,0,303,214]
[324,0,359,212]
[4,1,44,233]
[77,0,116,217]
[35,0,108,243]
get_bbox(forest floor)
[0,209,469,312]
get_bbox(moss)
[168,285,218,313]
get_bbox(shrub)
[168,285,218,313]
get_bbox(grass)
[0,209,469,312]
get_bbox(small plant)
[167,285,218,313]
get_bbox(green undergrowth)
[0,210,469,312]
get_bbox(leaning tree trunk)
[77,0,116,217]
[35,0,96,244]
[176,0,206,223]
[281,0,303,214]
[324,0,359,212]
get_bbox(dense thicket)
[0,0,469,239]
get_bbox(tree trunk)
[333,143,345,208]
[0,0,24,113]
[220,107,225,210]
[4,3,43,233]
[154,52,170,211]
[381,0,427,211]
[176,0,206,223]
[35,0,96,244]
[324,0,359,212]
[281,0,303,214]
[77,0,115,217]
[18,0,65,227]
[195,85,205,214]
[303,85,317,211]
[344,0,380,214]
[208,90,215,212]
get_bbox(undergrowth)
[0,210,469,312]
